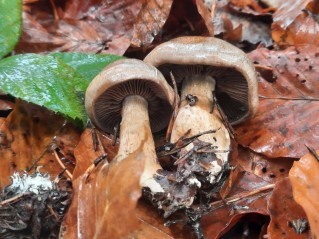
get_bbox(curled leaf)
[289,149,319,239]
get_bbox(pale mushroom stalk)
[171,74,231,183]
[117,95,162,192]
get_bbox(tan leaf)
[289,149,319,239]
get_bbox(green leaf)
[0,54,87,123]
[0,0,22,58]
[51,52,123,82]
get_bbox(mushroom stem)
[117,95,163,192]
[171,75,231,183]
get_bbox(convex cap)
[85,59,175,133]
[144,36,258,125]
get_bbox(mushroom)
[85,59,199,215]
[144,36,258,185]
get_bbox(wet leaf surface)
[212,0,273,46]
[236,45,319,158]
[267,177,310,239]
[272,1,319,46]
[0,100,80,188]
[236,146,295,183]
[289,149,319,239]
[201,168,273,238]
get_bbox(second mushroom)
[144,36,258,210]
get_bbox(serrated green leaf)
[0,54,87,123]
[0,0,22,58]
[51,52,123,82]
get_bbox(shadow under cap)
[85,59,175,133]
[144,36,258,125]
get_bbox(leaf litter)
[1,0,319,238]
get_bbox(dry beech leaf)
[272,1,319,46]
[131,0,174,47]
[267,177,310,239]
[272,0,313,29]
[228,0,275,15]
[289,149,319,239]
[0,100,80,188]
[195,0,214,35]
[0,99,14,111]
[19,0,173,54]
[212,0,272,46]
[236,146,294,183]
[71,128,118,180]
[201,169,273,238]
[236,45,319,158]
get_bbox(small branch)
[259,95,319,101]
[0,192,32,206]
[210,183,275,209]
[166,72,180,142]
[53,149,73,180]
[305,144,319,162]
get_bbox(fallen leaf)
[236,45,319,158]
[236,146,294,183]
[131,0,174,47]
[212,0,273,46]
[195,0,214,35]
[202,169,273,238]
[289,149,319,239]
[272,1,319,46]
[272,0,313,29]
[267,177,310,239]
[0,100,80,188]
[0,99,14,111]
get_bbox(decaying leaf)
[201,169,273,238]
[0,100,80,188]
[212,0,273,46]
[236,146,294,183]
[267,177,310,239]
[272,0,319,46]
[131,0,174,47]
[18,0,174,55]
[236,45,319,158]
[289,149,319,239]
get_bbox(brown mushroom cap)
[85,59,175,133]
[144,36,258,125]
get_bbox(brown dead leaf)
[236,146,294,183]
[0,99,14,112]
[131,0,174,47]
[236,45,319,158]
[272,1,319,46]
[289,149,319,239]
[18,0,174,54]
[201,169,273,238]
[72,128,118,180]
[267,177,310,239]
[212,0,272,46]
[195,0,214,35]
[228,0,275,15]
[272,0,313,29]
[0,100,80,188]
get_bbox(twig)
[210,183,275,209]
[0,192,32,206]
[166,72,180,142]
[259,95,319,101]
[305,144,319,162]
[53,149,73,179]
